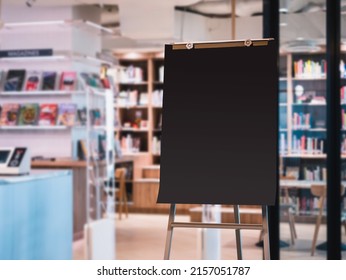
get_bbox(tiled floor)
[73,213,346,260]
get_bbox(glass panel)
[279,0,327,259]
[341,2,346,260]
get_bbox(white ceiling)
[2,0,200,7]
[2,0,346,50]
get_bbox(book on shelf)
[114,139,122,158]
[159,66,164,82]
[152,136,161,155]
[42,71,57,91]
[157,113,162,129]
[77,139,87,160]
[128,90,138,106]
[24,71,41,91]
[279,133,287,154]
[118,91,129,106]
[98,134,106,160]
[152,89,163,107]
[59,71,77,91]
[342,109,346,129]
[139,92,148,105]
[57,103,77,126]
[38,104,58,126]
[4,69,26,91]
[18,103,39,125]
[0,103,20,125]
[77,107,87,126]
[90,109,102,125]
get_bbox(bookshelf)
[112,51,164,201]
[280,51,346,221]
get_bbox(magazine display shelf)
[0,20,116,245]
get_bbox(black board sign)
[157,39,278,205]
[0,49,53,58]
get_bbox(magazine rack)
[158,39,278,260]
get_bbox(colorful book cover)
[4,69,26,91]
[0,103,20,125]
[24,71,41,91]
[59,71,77,91]
[57,103,77,126]
[18,103,39,125]
[90,109,101,125]
[42,71,57,90]
[38,104,58,126]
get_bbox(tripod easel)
[164,204,270,260]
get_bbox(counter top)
[0,169,72,185]
[32,159,89,168]
[31,159,109,168]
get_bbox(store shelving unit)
[279,51,346,221]
[0,20,116,240]
[112,51,164,201]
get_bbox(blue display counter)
[0,170,73,260]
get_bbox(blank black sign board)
[157,39,277,206]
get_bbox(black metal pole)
[263,0,280,260]
[326,0,341,260]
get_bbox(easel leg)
[233,205,243,260]
[164,204,176,260]
[262,206,271,260]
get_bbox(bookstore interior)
[1,0,346,260]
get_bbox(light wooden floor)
[73,213,346,260]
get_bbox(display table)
[32,160,89,240]
[0,169,73,260]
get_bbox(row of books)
[303,166,326,181]
[0,103,102,126]
[294,59,327,79]
[118,65,144,83]
[292,112,311,129]
[294,59,346,79]
[1,70,77,92]
[0,70,111,92]
[283,194,346,214]
[152,136,161,155]
[291,135,324,154]
[118,90,148,107]
[120,134,141,153]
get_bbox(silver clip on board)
[158,38,277,260]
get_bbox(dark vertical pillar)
[326,0,341,260]
[263,0,280,260]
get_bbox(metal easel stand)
[164,204,270,260]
